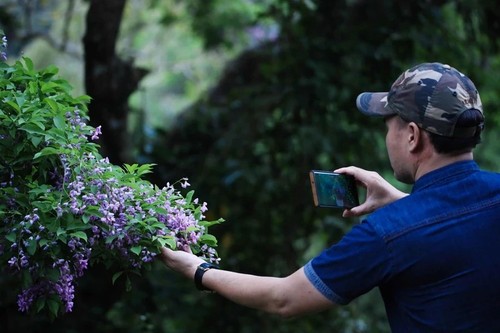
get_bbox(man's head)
[357,63,485,182]
[357,62,484,138]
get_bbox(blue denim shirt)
[304,161,500,332]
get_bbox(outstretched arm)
[159,247,334,318]
[335,166,408,218]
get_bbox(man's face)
[385,116,414,184]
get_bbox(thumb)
[160,246,173,257]
[342,204,368,218]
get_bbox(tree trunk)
[83,0,147,165]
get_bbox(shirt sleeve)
[304,221,392,305]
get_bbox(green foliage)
[0,56,222,317]
[160,0,271,49]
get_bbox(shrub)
[0,35,222,317]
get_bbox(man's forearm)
[202,269,291,316]
[195,267,334,318]
[160,248,334,318]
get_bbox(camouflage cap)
[356,62,483,137]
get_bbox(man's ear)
[407,122,424,153]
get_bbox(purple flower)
[17,280,54,313]
[91,126,102,141]
[8,256,18,269]
[54,261,75,312]
[180,178,190,188]
[18,287,37,312]
[0,35,6,61]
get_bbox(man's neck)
[414,151,473,181]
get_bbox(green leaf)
[137,163,155,176]
[130,246,142,255]
[155,207,168,215]
[186,225,199,232]
[123,163,138,173]
[112,271,124,285]
[200,234,218,246]
[105,234,118,244]
[5,233,16,242]
[66,223,92,231]
[199,218,225,228]
[30,135,43,147]
[42,64,59,76]
[15,95,26,108]
[41,82,61,94]
[32,120,46,130]
[70,231,88,242]
[27,238,37,255]
[23,57,34,72]
[35,298,46,313]
[47,299,60,317]
[33,147,59,159]
[28,81,38,95]
[120,173,136,182]
[6,100,20,112]
[45,127,67,142]
[44,216,60,232]
[53,114,66,129]
[20,122,45,136]
[185,190,194,204]
[29,184,52,196]
[45,268,60,282]
[76,94,92,104]
[157,237,177,249]
[44,98,59,112]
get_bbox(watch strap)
[194,262,218,291]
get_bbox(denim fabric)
[304,161,500,332]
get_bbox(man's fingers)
[334,166,354,175]
[343,207,360,218]
[182,245,193,254]
[335,166,371,187]
[160,245,193,257]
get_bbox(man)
[160,63,500,332]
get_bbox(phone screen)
[309,170,359,209]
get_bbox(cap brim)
[356,92,393,117]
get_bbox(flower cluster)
[0,53,223,317]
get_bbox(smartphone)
[309,170,359,209]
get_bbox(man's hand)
[159,247,206,280]
[335,166,408,218]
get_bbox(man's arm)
[159,247,334,318]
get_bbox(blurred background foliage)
[1,0,499,332]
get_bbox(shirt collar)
[411,160,479,194]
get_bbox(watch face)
[200,262,218,270]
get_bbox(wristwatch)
[194,262,218,292]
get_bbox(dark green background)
[1,0,499,332]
